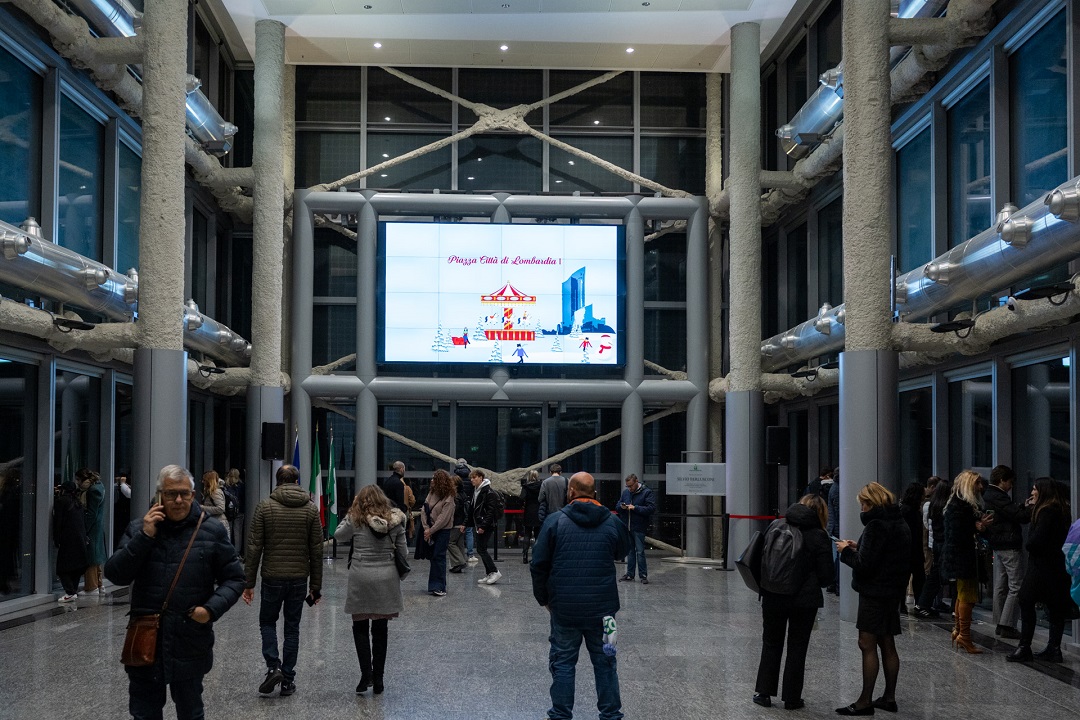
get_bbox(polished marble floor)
[1,551,1077,720]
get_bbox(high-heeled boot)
[352,620,372,693]
[371,619,388,694]
[955,602,983,654]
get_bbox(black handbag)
[735,530,764,594]
[394,548,411,578]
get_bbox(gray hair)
[393,461,405,473]
[156,464,195,492]
[456,458,467,466]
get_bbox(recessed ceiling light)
[593,120,600,125]
[467,176,475,180]
[384,116,391,121]
[626,47,635,53]
[477,158,483,162]
[555,180,563,184]
[373,42,382,49]
[568,160,575,165]
[642,1,650,5]
[501,3,510,7]
[380,174,388,177]
[363,4,372,8]
[500,44,509,51]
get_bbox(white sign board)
[666,462,726,496]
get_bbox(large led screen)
[378,222,624,365]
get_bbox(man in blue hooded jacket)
[531,472,631,720]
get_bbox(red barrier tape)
[502,509,524,514]
[728,514,782,520]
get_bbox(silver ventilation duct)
[761,172,1080,372]
[61,0,237,156]
[777,0,950,159]
[0,217,136,319]
[0,218,251,367]
[183,300,252,366]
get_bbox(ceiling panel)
[678,0,754,10]
[608,0,681,10]
[285,36,351,62]
[333,0,405,13]
[539,0,612,11]
[399,0,470,13]
[652,42,724,69]
[263,0,337,15]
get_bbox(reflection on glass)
[368,68,453,125]
[296,132,361,189]
[644,410,687,548]
[549,136,632,193]
[377,406,450,476]
[898,387,933,486]
[947,79,991,248]
[896,128,932,272]
[114,382,133,549]
[458,135,542,192]
[1010,13,1067,207]
[1011,359,1069,499]
[312,304,356,369]
[366,133,452,191]
[639,73,706,129]
[786,224,808,328]
[0,357,37,599]
[549,71,632,128]
[58,96,104,260]
[644,233,687,303]
[640,137,705,195]
[645,309,687,372]
[948,375,992,478]
[314,228,358,298]
[0,46,42,227]
[117,144,141,275]
[817,404,839,474]
[818,198,843,306]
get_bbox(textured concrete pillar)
[705,73,726,559]
[251,19,286,386]
[622,203,644,487]
[725,22,765,562]
[132,0,188,491]
[685,198,710,557]
[247,20,287,494]
[839,0,900,622]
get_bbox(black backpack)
[223,487,238,522]
[491,488,506,519]
[759,519,805,595]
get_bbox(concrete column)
[291,190,314,495]
[839,0,900,622]
[247,20,287,494]
[685,198,710,557]
[358,195,378,486]
[725,22,765,563]
[705,73,725,560]
[132,0,188,492]
[621,203,644,485]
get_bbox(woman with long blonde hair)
[200,470,230,533]
[334,484,408,695]
[834,482,911,715]
[941,470,993,654]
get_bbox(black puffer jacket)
[521,476,542,528]
[840,504,911,599]
[982,484,1029,551]
[53,492,89,575]
[941,496,981,581]
[1024,504,1072,607]
[105,502,245,682]
[761,503,834,610]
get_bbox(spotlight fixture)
[929,319,976,334]
[593,120,600,125]
[373,42,382,48]
[52,316,95,332]
[500,44,509,51]
[626,47,635,53]
[642,1,650,5]
[790,368,818,381]
[198,365,226,378]
[1014,282,1075,305]
[819,360,839,370]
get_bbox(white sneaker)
[477,574,491,584]
[486,571,502,585]
[467,555,479,565]
[58,594,77,603]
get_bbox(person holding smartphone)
[941,470,994,655]
[242,464,324,698]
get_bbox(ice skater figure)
[579,336,592,351]
[462,328,470,347]
[513,344,528,363]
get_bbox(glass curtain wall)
[898,386,933,487]
[0,357,37,600]
[1011,358,1070,498]
[57,96,105,261]
[896,127,933,272]
[947,80,991,248]
[948,374,993,477]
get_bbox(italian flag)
[309,428,324,527]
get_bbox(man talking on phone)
[105,465,245,720]
[243,464,323,698]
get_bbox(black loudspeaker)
[261,422,286,460]
[765,426,790,466]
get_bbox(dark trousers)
[1018,574,1068,648]
[475,527,497,574]
[917,546,944,609]
[58,571,81,595]
[129,673,204,720]
[259,578,307,681]
[754,605,817,702]
[427,528,451,592]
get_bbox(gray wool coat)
[333,509,408,616]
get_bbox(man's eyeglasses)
[162,490,194,501]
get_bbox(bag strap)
[162,512,205,613]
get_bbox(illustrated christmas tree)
[569,320,582,338]
[475,316,486,338]
[488,341,502,363]
[550,336,563,353]
[431,324,450,353]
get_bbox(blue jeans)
[626,531,647,579]
[548,615,623,720]
[466,527,475,555]
[129,673,204,720]
[427,528,451,592]
[260,578,307,681]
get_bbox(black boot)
[1006,645,1033,662]
[371,619,388,694]
[1035,622,1064,662]
[352,620,371,693]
